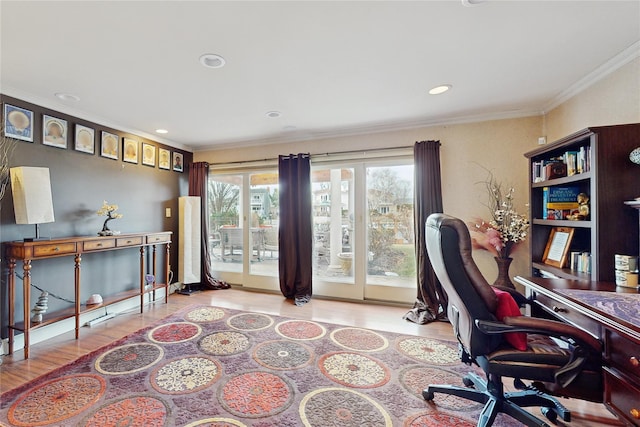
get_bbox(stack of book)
[531,146,591,182]
[570,251,591,274]
[542,186,581,220]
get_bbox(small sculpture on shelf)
[31,291,49,323]
[567,193,590,221]
[97,200,123,236]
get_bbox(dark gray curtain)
[404,140,447,323]
[278,153,313,305]
[189,161,229,290]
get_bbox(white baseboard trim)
[1,288,169,356]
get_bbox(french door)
[208,159,416,304]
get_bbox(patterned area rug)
[0,305,523,427]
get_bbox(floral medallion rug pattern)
[0,305,523,427]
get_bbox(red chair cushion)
[492,287,528,351]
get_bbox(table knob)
[54,247,60,252]
[630,408,640,419]
[630,356,639,368]
[97,243,103,247]
[552,306,567,313]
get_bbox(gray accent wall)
[0,95,193,338]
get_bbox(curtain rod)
[207,145,415,167]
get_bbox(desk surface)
[515,276,640,341]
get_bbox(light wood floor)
[0,287,621,426]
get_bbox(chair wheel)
[541,407,557,423]
[422,390,435,401]
[462,377,474,387]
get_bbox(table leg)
[139,246,145,313]
[22,260,32,359]
[74,254,81,339]
[152,245,157,301]
[7,258,16,355]
[164,242,171,303]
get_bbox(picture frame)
[542,227,574,268]
[42,115,68,149]
[3,103,34,142]
[142,143,156,167]
[100,131,119,160]
[158,148,170,170]
[74,124,95,154]
[123,138,139,164]
[173,152,184,172]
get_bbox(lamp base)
[23,237,51,242]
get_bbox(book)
[542,186,581,219]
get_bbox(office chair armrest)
[476,317,602,352]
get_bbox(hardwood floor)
[0,287,621,426]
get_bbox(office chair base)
[423,372,570,427]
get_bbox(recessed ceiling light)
[428,85,452,95]
[461,0,487,6]
[283,125,297,131]
[266,111,282,118]
[155,129,169,134]
[199,53,226,69]
[55,92,80,102]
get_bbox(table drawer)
[606,329,640,383]
[33,242,77,257]
[83,239,116,251]
[604,367,640,426]
[116,236,143,247]
[147,234,170,244]
[534,293,601,337]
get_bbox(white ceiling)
[1,1,639,152]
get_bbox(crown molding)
[543,40,640,113]
[193,108,543,152]
[0,86,192,152]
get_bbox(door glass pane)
[249,172,279,276]
[209,174,243,273]
[366,165,415,288]
[312,167,355,282]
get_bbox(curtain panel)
[278,153,313,305]
[404,140,447,323]
[189,161,229,290]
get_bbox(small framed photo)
[42,115,68,149]
[142,143,156,167]
[542,227,575,268]
[173,152,184,172]
[123,138,139,164]
[74,124,95,154]
[3,104,34,142]
[100,131,119,160]
[158,148,170,170]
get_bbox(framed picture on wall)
[142,143,156,167]
[100,131,119,160]
[3,103,34,142]
[158,148,170,170]
[42,115,68,149]
[123,138,139,164]
[173,152,183,172]
[74,124,95,154]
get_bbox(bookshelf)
[524,124,640,282]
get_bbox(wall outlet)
[538,136,547,145]
[165,207,171,218]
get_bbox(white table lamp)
[10,166,55,241]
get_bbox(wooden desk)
[515,276,640,426]
[4,232,172,359]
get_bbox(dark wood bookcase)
[524,123,640,282]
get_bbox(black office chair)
[423,213,603,427]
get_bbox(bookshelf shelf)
[525,124,640,282]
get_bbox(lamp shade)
[10,167,55,225]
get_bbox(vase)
[493,257,515,289]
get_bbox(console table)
[4,232,172,359]
[515,275,640,426]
